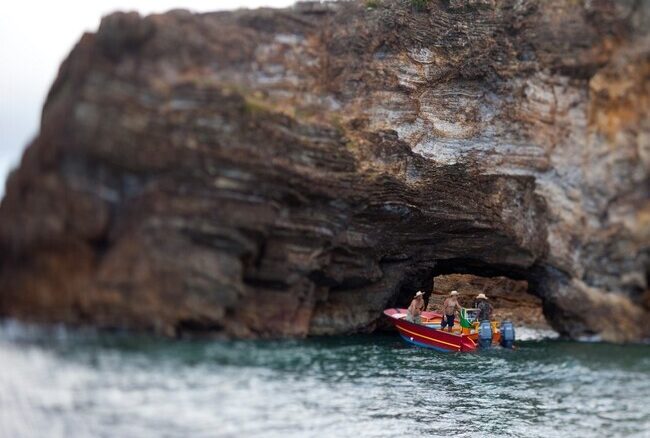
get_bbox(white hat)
[415,291,424,297]
[450,290,458,296]
[476,293,488,300]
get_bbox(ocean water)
[0,321,648,438]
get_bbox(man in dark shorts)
[440,290,461,332]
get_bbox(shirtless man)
[406,291,425,324]
[440,290,461,332]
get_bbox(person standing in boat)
[440,290,461,332]
[406,291,425,324]
[475,293,493,321]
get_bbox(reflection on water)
[0,320,649,438]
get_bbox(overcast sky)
[0,0,296,198]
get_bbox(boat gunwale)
[383,308,467,339]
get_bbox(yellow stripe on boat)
[397,326,461,350]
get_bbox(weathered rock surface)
[0,0,648,341]
[427,274,548,329]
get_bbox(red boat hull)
[383,308,477,352]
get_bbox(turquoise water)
[1,321,649,437]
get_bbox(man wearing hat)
[475,293,493,321]
[406,291,425,324]
[440,290,461,332]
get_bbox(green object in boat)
[460,308,474,329]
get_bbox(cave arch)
[381,257,549,332]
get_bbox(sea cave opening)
[383,258,550,331]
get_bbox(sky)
[0,0,296,198]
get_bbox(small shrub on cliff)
[365,0,381,8]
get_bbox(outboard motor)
[478,320,493,349]
[500,320,515,349]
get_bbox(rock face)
[427,274,548,329]
[0,1,648,341]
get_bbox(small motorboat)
[383,308,515,352]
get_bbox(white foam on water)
[515,326,560,341]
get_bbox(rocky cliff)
[427,274,548,329]
[0,0,648,341]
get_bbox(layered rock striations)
[0,1,648,341]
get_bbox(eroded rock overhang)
[0,0,648,342]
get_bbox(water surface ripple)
[1,322,649,437]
